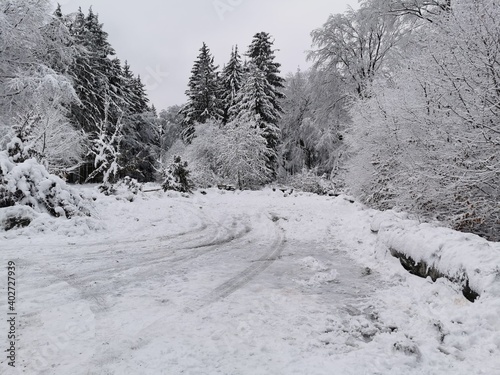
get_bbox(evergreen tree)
[151,104,158,117]
[241,32,285,170]
[231,63,280,154]
[66,9,157,182]
[220,46,243,123]
[131,75,150,114]
[180,43,223,143]
[54,3,63,18]
[67,7,118,133]
[226,33,285,172]
[246,32,285,109]
[119,61,157,182]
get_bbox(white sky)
[54,0,359,110]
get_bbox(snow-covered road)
[1,188,498,374]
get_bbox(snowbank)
[373,212,500,299]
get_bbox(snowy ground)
[1,187,499,374]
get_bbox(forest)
[1,0,498,241]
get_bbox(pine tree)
[241,32,285,170]
[54,3,63,18]
[180,43,223,143]
[246,32,285,107]
[66,8,157,182]
[121,63,149,114]
[67,7,118,133]
[119,61,157,182]
[220,46,243,123]
[131,75,149,114]
[231,63,280,153]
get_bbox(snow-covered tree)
[345,0,500,240]
[122,62,150,114]
[162,156,194,193]
[0,0,83,175]
[385,0,452,21]
[180,43,223,142]
[309,2,410,98]
[232,32,286,172]
[230,63,280,169]
[246,32,285,107]
[158,106,183,153]
[278,68,348,177]
[220,46,243,123]
[86,119,123,184]
[67,7,121,133]
[120,110,159,182]
[216,119,272,189]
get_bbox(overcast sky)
[54,0,358,110]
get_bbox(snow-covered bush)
[99,176,143,201]
[0,139,90,230]
[162,156,194,193]
[286,168,333,195]
[0,206,38,231]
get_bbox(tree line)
[167,32,286,189]
[304,0,500,240]
[0,1,158,183]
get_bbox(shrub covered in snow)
[285,168,333,195]
[0,206,38,231]
[162,156,194,193]
[98,177,143,202]
[0,139,90,230]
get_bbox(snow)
[0,151,90,221]
[373,212,500,298]
[1,187,499,374]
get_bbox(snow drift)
[373,212,500,301]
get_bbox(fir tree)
[131,75,149,114]
[231,63,280,159]
[121,63,149,114]
[151,104,158,117]
[246,32,285,106]
[119,61,157,182]
[241,32,285,170]
[220,46,243,123]
[67,7,118,133]
[180,43,223,143]
[54,4,63,19]
[66,9,157,182]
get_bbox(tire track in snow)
[41,211,253,314]
[192,214,286,310]
[123,213,285,357]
